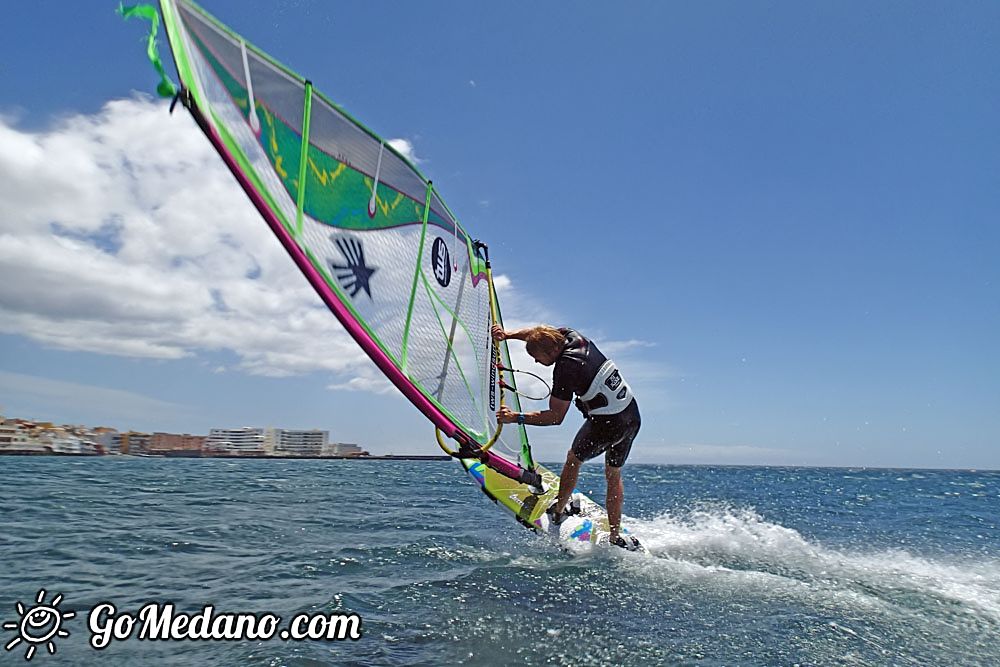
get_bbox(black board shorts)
[571,399,641,468]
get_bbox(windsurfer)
[493,324,641,549]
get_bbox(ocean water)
[0,457,998,666]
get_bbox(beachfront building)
[23,426,101,455]
[205,427,267,456]
[91,427,120,453]
[330,442,368,457]
[117,432,152,455]
[148,432,206,456]
[0,419,28,447]
[0,419,46,454]
[267,428,328,456]
[48,432,100,455]
[0,418,104,455]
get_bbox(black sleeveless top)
[551,328,634,417]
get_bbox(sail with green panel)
[144,0,534,467]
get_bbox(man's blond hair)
[524,325,564,357]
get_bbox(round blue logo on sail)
[431,237,451,288]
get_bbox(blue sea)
[1,457,998,666]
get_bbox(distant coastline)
[0,450,451,461]
[1,413,451,460]
[129,453,453,461]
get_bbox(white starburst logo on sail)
[3,590,75,661]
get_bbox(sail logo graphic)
[489,337,497,410]
[431,237,451,288]
[3,590,74,661]
[329,235,377,299]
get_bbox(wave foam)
[624,504,1000,624]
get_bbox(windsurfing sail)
[141,0,539,484]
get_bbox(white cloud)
[387,138,421,165]
[599,339,658,356]
[326,371,395,394]
[0,96,367,380]
[490,273,562,329]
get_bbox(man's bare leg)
[605,464,624,541]
[552,450,583,514]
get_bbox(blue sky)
[1,1,997,468]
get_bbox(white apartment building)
[268,428,328,456]
[206,427,267,455]
[0,420,44,453]
[330,442,366,456]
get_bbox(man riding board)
[492,324,641,550]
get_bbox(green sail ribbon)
[118,3,179,98]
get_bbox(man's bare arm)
[497,397,571,426]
